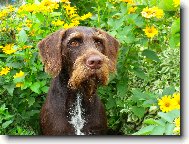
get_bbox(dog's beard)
[68,55,110,90]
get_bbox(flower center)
[165,102,170,107]
[148,29,153,33]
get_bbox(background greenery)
[0,0,180,135]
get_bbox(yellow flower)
[17,27,22,31]
[0,5,15,19]
[40,0,59,12]
[0,10,9,20]
[63,23,74,29]
[173,0,180,7]
[151,6,164,19]
[143,26,158,38]
[158,95,174,112]
[141,6,164,19]
[172,92,180,109]
[80,12,92,20]
[63,4,77,16]
[29,30,36,36]
[18,0,59,14]
[71,19,80,26]
[61,0,69,2]
[52,20,65,26]
[16,82,24,87]
[18,3,38,13]
[6,5,15,12]
[173,126,180,135]
[18,45,32,50]
[26,23,32,28]
[122,0,134,4]
[13,71,25,79]
[174,117,180,127]
[0,67,10,76]
[128,6,137,14]
[173,117,180,135]
[141,7,154,18]
[0,44,16,54]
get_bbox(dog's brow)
[67,32,82,41]
[93,32,106,39]
[92,35,105,42]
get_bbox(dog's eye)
[94,39,103,47]
[69,38,82,47]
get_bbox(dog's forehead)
[66,26,98,37]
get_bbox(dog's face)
[38,26,119,90]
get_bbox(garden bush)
[0,0,180,135]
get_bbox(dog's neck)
[58,69,98,105]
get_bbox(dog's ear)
[94,28,120,72]
[38,29,66,77]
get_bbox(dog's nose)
[86,55,103,69]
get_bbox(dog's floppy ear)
[94,28,120,72]
[38,29,66,77]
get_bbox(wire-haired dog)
[38,26,119,135]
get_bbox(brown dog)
[38,26,119,135]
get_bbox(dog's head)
[38,26,119,90]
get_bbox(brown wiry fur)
[93,28,119,72]
[38,30,66,77]
[68,49,110,90]
[38,26,119,135]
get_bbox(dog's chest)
[68,93,86,135]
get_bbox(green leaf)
[148,0,160,6]
[36,13,45,22]
[131,106,145,119]
[117,79,128,98]
[158,112,173,123]
[121,26,133,35]
[142,99,157,107]
[21,81,32,90]
[22,110,39,120]
[142,49,160,62]
[132,125,155,135]
[131,67,146,79]
[13,76,25,83]
[0,54,8,57]
[151,125,165,135]
[162,86,175,96]
[165,123,175,135]
[158,0,177,11]
[2,120,13,128]
[18,29,28,44]
[171,19,180,35]
[120,2,127,14]
[134,17,145,27]
[30,82,41,94]
[106,95,116,109]
[41,86,49,93]
[6,62,23,68]
[131,88,147,101]
[27,97,35,107]
[143,118,158,125]
[155,119,166,126]
[169,33,180,48]
[158,110,180,123]
[117,26,135,44]
[107,18,123,30]
[3,84,15,96]
[50,12,62,17]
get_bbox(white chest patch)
[69,93,86,135]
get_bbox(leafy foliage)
[0,0,180,135]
